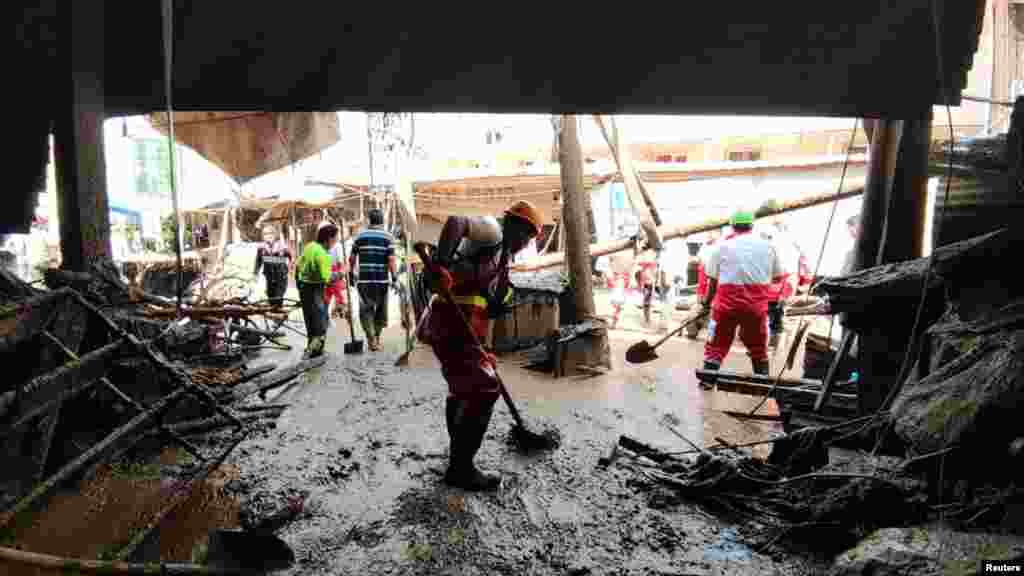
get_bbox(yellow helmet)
[505,200,543,236]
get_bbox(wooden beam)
[594,115,663,251]
[885,110,933,262]
[516,182,865,271]
[53,0,111,271]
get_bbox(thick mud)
[222,296,816,575]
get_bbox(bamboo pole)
[514,181,866,271]
[0,387,189,534]
[0,545,249,575]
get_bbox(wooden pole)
[53,0,112,271]
[594,115,663,250]
[886,110,933,262]
[851,119,906,416]
[516,181,866,272]
[559,115,610,370]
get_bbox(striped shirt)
[352,226,395,284]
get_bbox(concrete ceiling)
[19,1,984,119]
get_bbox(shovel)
[413,242,560,453]
[205,496,305,572]
[625,308,710,364]
[337,216,364,355]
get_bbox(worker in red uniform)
[687,227,722,339]
[419,200,542,491]
[701,209,785,380]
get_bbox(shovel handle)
[413,243,527,429]
[648,308,710,350]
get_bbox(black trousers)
[298,281,328,340]
[357,283,390,338]
[265,273,288,307]
[767,301,785,334]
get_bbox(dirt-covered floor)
[4,287,824,575]
[220,290,820,575]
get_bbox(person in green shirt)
[296,223,340,358]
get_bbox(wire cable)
[745,119,860,416]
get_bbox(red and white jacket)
[705,230,785,314]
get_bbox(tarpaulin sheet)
[147,112,341,184]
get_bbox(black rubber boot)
[700,360,720,389]
[753,360,770,375]
[444,397,501,492]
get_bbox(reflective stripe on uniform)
[453,294,488,308]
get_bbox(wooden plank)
[814,330,856,413]
[593,115,663,251]
[711,379,858,412]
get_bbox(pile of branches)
[607,418,1019,556]
[0,261,328,566]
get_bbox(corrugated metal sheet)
[933,170,1022,247]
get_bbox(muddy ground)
[5,288,826,575]
[215,291,821,575]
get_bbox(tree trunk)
[558,115,610,371]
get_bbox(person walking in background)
[701,209,785,381]
[295,223,340,358]
[687,227,722,339]
[253,225,292,309]
[349,208,397,352]
[325,232,348,321]
[759,216,801,349]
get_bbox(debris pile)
[0,260,323,565]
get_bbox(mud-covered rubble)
[222,343,812,576]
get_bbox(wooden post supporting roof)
[850,118,906,417]
[886,110,933,262]
[53,0,112,271]
[559,115,611,371]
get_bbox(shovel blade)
[625,341,659,364]
[344,341,364,354]
[207,529,295,572]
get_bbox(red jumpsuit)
[324,259,348,309]
[704,230,785,364]
[419,218,507,403]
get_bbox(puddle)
[703,527,755,562]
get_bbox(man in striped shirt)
[349,208,397,351]
[701,209,785,382]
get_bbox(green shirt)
[295,242,332,284]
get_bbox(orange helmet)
[504,200,543,236]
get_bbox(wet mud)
[222,304,816,575]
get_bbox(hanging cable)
[160,0,184,314]
[746,118,860,417]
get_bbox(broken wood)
[167,412,283,436]
[229,355,327,403]
[516,182,866,271]
[117,436,244,562]
[695,368,823,388]
[814,331,856,413]
[144,304,283,320]
[0,338,129,429]
[0,387,189,534]
[617,435,674,463]
[712,378,858,412]
[0,545,249,575]
[65,289,246,429]
[232,364,277,385]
